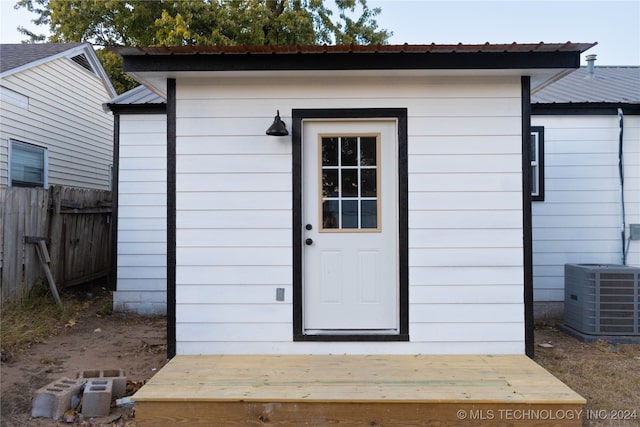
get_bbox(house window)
[9,140,48,188]
[530,127,544,201]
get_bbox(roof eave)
[121,49,584,74]
[115,43,595,98]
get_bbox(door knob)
[306,224,313,230]
[305,238,313,246]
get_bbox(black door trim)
[292,108,409,342]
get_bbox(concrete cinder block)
[78,368,126,398]
[32,377,85,420]
[82,379,112,417]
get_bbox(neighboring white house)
[0,43,116,189]
[104,85,167,314]
[531,61,640,318]
[114,42,593,357]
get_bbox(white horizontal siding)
[177,173,290,192]
[411,304,523,322]
[115,114,167,314]
[177,191,291,210]
[409,154,521,173]
[113,288,166,315]
[178,229,291,247]
[409,173,521,192]
[532,115,640,303]
[409,135,521,155]
[177,96,521,117]
[0,57,113,189]
[177,341,524,355]
[178,136,291,155]
[178,75,521,99]
[412,285,523,304]
[178,285,293,303]
[176,322,525,344]
[410,229,522,247]
[410,191,521,210]
[409,210,522,228]
[411,266,523,286]
[177,247,292,266]
[177,210,291,229]
[179,154,290,173]
[177,304,291,323]
[177,267,291,285]
[119,217,166,230]
[118,266,166,279]
[175,321,524,355]
[175,75,525,355]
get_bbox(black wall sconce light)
[266,110,289,136]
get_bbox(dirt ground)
[534,322,640,427]
[2,289,638,427]
[0,289,167,427]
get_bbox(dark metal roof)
[116,42,596,81]
[107,84,165,105]
[115,42,595,56]
[0,42,86,73]
[532,66,640,103]
[103,84,166,114]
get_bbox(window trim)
[8,139,48,188]
[530,126,544,201]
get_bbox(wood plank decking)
[133,354,585,426]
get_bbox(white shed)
[0,43,116,189]
[532,63,640,318]
[115,43,594,357]
[104,86,167,314]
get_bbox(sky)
[1,0,638,65]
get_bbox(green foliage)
[15,0,391,94]
[95,48,137,94]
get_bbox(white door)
[302,120,399,334]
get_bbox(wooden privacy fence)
[0,185,112,304]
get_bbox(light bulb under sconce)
[266,110,289,136]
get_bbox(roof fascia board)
[105,103,167,115]
[82,45,118,98]
[532,102,640,115]
[122,50,580,73]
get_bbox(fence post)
[48,186,64,286]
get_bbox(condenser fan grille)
[564,264,639,336]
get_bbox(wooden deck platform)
[133,354,585,426]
